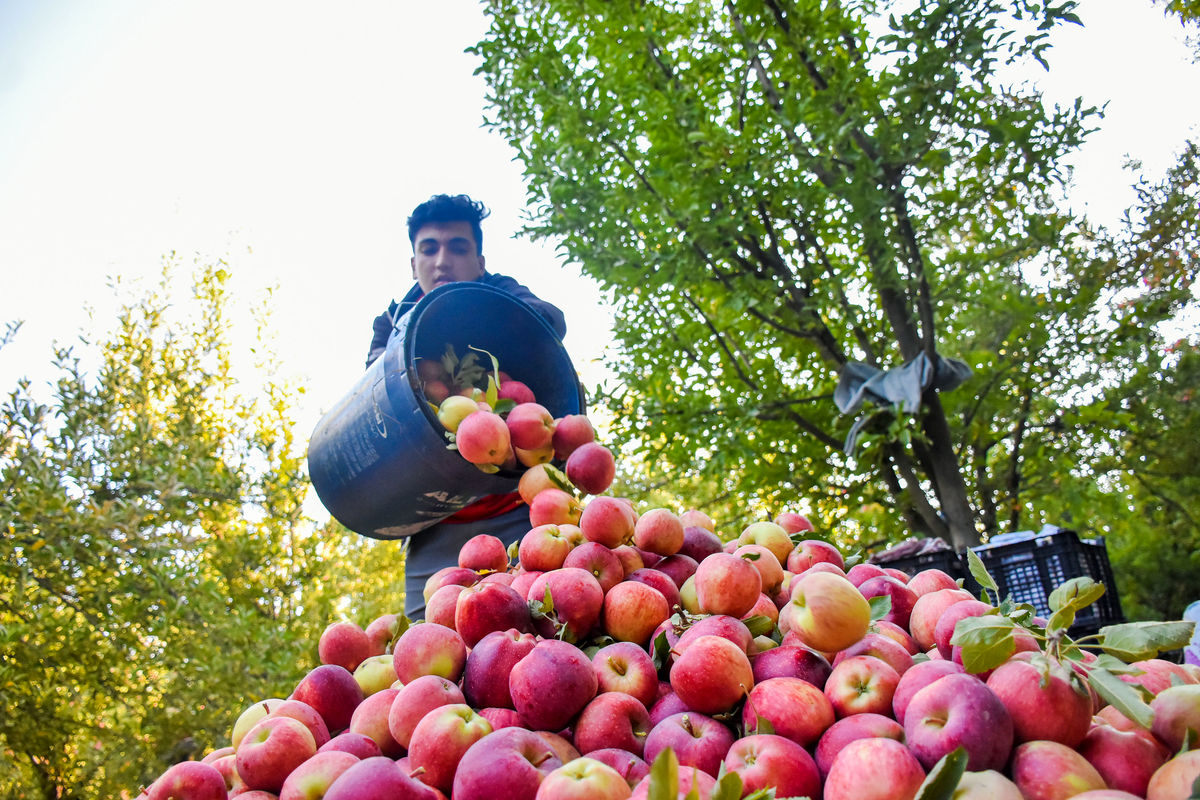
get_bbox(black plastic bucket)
[307,282,583,539]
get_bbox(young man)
[365,194,567,620]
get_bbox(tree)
[473,0,1197,556]
[0,259,406,799]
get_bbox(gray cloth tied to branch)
[834,353,973,454]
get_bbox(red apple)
[602,580,670,646]
[519,524,577,572]
[459,533,512,573]
[455,581,532,648]
[146,762,227,800]
[750,644,832,688]
[933,598,993,659]
[319,621,373,672]
[510,639,599,732]
[463,628,538,710]
[566,442,617,496]
[592,642,659,708]
[856,575,918,630]
[986,652,1093,747]
[319,731,382,759]
[392,621,468,682]
[586,749,650,789]
[1079,720,1170,797]
[526,567,604,642]
[291,664,363,734]
[833,630,914,677]
[529,488,584,527]
[891,659,965,725]
[562,542,624,593]
[506,402,556,450]
[907,587,974,651]
[236,716,318,793]
[823,737,926,800]
[642,712,735,778]
[387,674,465,750]
[573,691,652,756]
[741,676,836,747]
[408,703,494,793]
[1150,682,1200,753]
[732,544,785,596]
[669,634,754,715]
[1011,740,1106,800]
[773,512,814,534]
[903,672,1013,771]
[551,414,595,460]
[323,755,440,800]
[452,727,564,800]
[824,654,901,718]
[632,508,685,556]
[456,410,512,466]
[693,552,761,618]
[905,567,960,597]
[723,733,820,799]
[814,712,905,778]
[786,539,844,573]
[347,687,402,758]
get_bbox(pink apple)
[674,614,752,656]
[573,691,652,756]
[1147,750,1200,800]
[629,767,716,800]
[824,654,901,717]
[870,619,919,654]
[529,488,584,527]
[624,568,681,613]
[586,749,650,789]
[732,544,785,596]
[933,598,993,659]
[602,580,671,645]
[678,526,724,564]
[633,508,685,556]
[1079,720,1169,797]
[519,524,576,572]
[510,639,599,732]
[323,756,440,800]
[903,672,1013,771]
[291,664,363,733]
[497,379,536,405]
[908,587,974,652]
[526,567,604,643]
[506,402,556,451]
[423,565,480,604]
[723,733,820,799]
[773,512,814,534]
[856,575,918,630]
[347,687,402,757]
[750,644,832,688]
[535,756,633,800]
[823,737,926,800]
[891,659,965,725]
[452,727,564,800]
[669,634,754,715]
[425,583,466,628]
[455,581,532,648]
[579,496,638,549]
[236,716,318,793]
[408,703,494,794]
[1150,682,1200,753]
[592,641,659,708]
[146,762,227,800]
[611,545,645,576]
[786,539,844,573]
[906,567,960,597]
[387,674,465,750]
[551,414,595,460]
[741,676,836,747]
[563,542,624,593]
[986,652,1094,747]
[1011,740,1107,800]
[642,712,735,778]
[779,571,870,653]
[319,621,373,672]
[392,621,468,682]
[318,731,382,759]
[456,410,512,466]
[463,628,538,710]
[566,442,617,496]
[844,562,887,587]
[693,552,761,618]
[278,750,359,800]
[814,712,905,778]
[459,533,512,573]
[265,698,332,749]
[206,754,246,796]
[833,630,914,676]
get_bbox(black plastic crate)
[874,546,970,584]
[969,529,1123,635]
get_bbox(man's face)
[410,220,486,293]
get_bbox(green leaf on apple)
[711,770,745,800]
[648,748,680,800]
[1098,620,1196,662]
[914,746,968,800]
[543,463,575,494]
[1046,577,1106,633]
[1085,666,1155,729]
[1188,773,1200,800]
[1180,727,1198,757]
[966,549,1000,603]
[744,615,775,638]
[752,713,775,736]
[651,629,673,673]
[493,398,517,417]
[868,594,893,623]
[950,614,1017,674]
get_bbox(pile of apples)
[138,417,1200,800]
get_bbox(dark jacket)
[365,273,567,368]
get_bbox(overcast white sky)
[1,0,1197,442]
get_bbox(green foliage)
[0,259,405,799]
[473,1,1199,569]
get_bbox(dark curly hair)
[406,194,491,255]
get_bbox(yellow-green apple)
[906,567,960,597]
[573,691,652,756]
[1147,750,1200,800]
[425,583,466,629]
[823,737,926,800]
[463,628,537,710]
[323,756,440,800]
[1011,740,1107,800]
[291,664,363,733]
[750,644,832,688]
[678,575,700,613]
[510,639,599,731]
[587,749,650,789]
[741,676,836,747]
[814,712,904,778]
[908,587,974,652]
[527,567,604,642]
[693,552,761,618]
[1150,683,1200,752]
[236,716,317,793]
[454,581,532,648]
[392,621,468,683]
[353,655,399,698]
[563,542,625,593]
[347,687,402,757]
[145,762,227,800]
[519,524,576,572]
[933,598,993,659]
[529,488,584,527]
[408,703,493,794]
[1079,720,1170,797]
[319,621,373,672]
[903,672,1013,771]
[786,539,844,573]
[455,410,512,466]
[535,757,633,800]
[437,395,479,433]
[736,521,792,566]
[592,641,659,708]
[679,509,716,532]
[452,726,564,800]
[232,699,283,749]
[643,712,735,778]
[952,770,1025,799]
[506,402,556,451]
[579,496,637,549]
[551,414,596,460]
[779,571,870,653]
[278,750,359,800]
[516,442,555,467]
[603,580,670,645]
[318,731,381,759]
[733,544,784,596]
[833,631,914,676]
[773,512,814,534]
[857,575,918,630]
[387,674,465,749]
[824,654,901,717]
[723,733,820,799]
[458,533,511,573]
[986,652,1093,747]
[1070,792,1145,800]
[633,508,685,557]
[891,659,964,725]
[566,442,617,496]
[669,635,754,715]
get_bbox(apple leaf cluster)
[0,260,403,800]
[471,0,1200,577]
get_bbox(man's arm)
[366,308,395,368]
[483,273,567,340]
